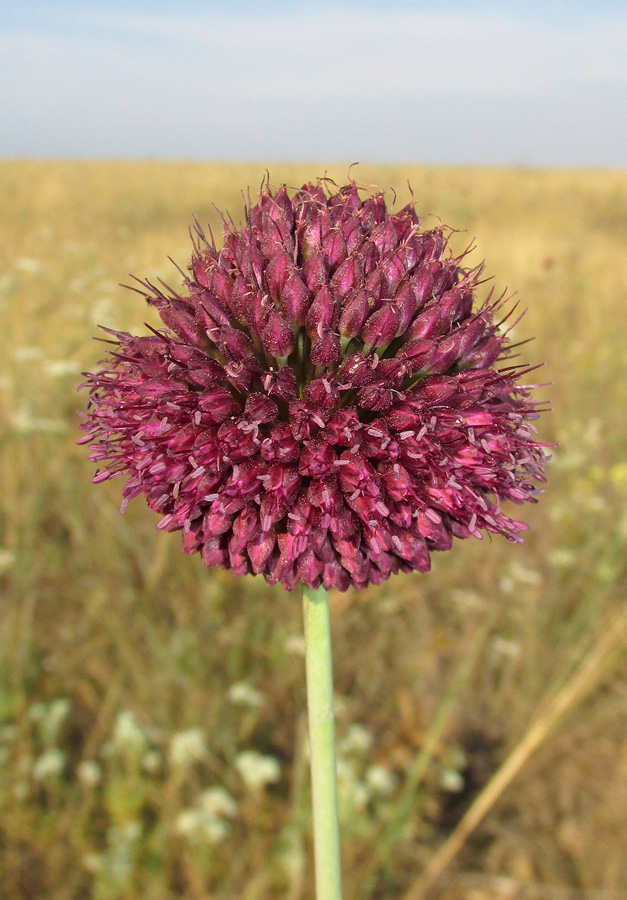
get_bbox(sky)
[1,0,626,167]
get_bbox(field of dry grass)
[0,160,626,900]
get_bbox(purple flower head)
[79,179,548,592]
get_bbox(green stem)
[302,584,343,900]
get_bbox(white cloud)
[34,7,627,94]
[1,6,626,163]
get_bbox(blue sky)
[2,0,626,166]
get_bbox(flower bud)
[413,375,458,403]
[244,393,279,424]
[262,308,296,359]
[361,302,400,350]
[338,289,371,340]
[381,252,406,295]
[268,186,295,236]
[371,220,398,257]
[261,422,300,462]
[231,506,261,552]
[247,530,276,574]
[301,254,328,294]
[398,338,436,374]
[410,260,440,308]
[239,239,265,288]
[311,328,341,366]
[202,536,227,568]
[297,548,324,585]
[298,440,336,477]
[330,256,362,302]
[405,303,445,341]
[305,286,335,338]
[265,251,294,302]
[230,275,254,324]
[439,288,473,325]
[459,335,502,369]
[280,274,310,327]
[186,358,227,389]
[258,188,294,255]
[323,230,348,271]
[341,216,364,253]
[360,195,387,230]
[357,383,394,411]
[197,390,240,422]
[337,352,378,388]
[304,377,340,407]
[428,332,465,374]
[262,367,299,401]
[218,325,256,361]
[392,282,418,335]
[160,303,207,345]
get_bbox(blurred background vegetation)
[0,160,626,900]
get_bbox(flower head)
[79,179,547,592]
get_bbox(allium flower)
[79,179,547,592]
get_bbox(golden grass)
[1,160,626,900]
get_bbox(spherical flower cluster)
[79,179,547,592]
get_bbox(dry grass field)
[0,160,626,900]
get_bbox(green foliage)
[1,161,626,899]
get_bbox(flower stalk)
[302,584,343,900]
